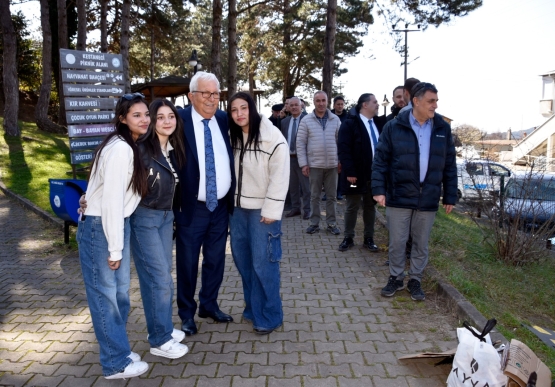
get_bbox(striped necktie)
[202,119,218,212]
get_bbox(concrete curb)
[375,208,507,343]
[0,179,64,231]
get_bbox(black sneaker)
[380,276,404,297]
[326,224,340,235]
[306,224,320,234]
[407,279,425,301]
[338,237,354,251]
[363,237,379,252]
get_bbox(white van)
[456,159,512,201]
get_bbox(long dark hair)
[227,92,262,155]
[89,95,148,197]
[141,98,186,169]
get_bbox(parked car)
[457,159,512,202]
[503,171,555,226]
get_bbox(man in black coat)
[337,93,386,252]
[372,82,457,301]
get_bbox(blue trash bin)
[49,179,88,224]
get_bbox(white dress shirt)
[360,113,379,158]
[191,107,232,201]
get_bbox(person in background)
[331,96,348,123]
[398,77,420,115]
[386,86,406,122]
[372,83,457,301]
[296,91,342,235]
[281,96,310,219]
[77,93,150,379]
[131,99,188,359]
[269,103,284,128]
[338,93,384,253]
[227,92,289,335]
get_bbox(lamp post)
[382,95,390,116]
[188,50,202,75]
[392,23,420,82]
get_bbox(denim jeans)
[130,206,174,348]
[76,216,132,377]
[229,208,283,330]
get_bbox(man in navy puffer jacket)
[372,82,457,301]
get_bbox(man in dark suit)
[280,96,310,219]
[337,93,386,252]
[175,72,236,335]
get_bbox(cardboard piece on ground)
[398,348,456,360]
[503,339,551,387]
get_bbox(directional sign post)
[59,48,126,174]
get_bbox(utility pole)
[393,23,420,82]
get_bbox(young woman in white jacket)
[227,92,290,335]
[77,93,150,379]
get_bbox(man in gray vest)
[281,97,310,219]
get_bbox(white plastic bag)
[447,319,507,387]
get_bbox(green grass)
[428,207,555,373]
[0,117,87,214]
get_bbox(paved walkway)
[0,190,458,386]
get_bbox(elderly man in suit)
[337,93,386,253]
[280,96,310,219]
[175,72,236,335]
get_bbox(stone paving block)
[236,352,268,365]
[284,364,319,378]
[253,340,284,354]
[184,363,218,377]
[318,363,352,377]
[300,352,332,365]
[161,376,199,386]
[197,375,232,387]
[407,375,446,387]
[26,374,67,387]
[268,376,302,387]
[217,364,251,377]
[303,376,338,386]
[251,364,285,378]
[222,341,252,353]
[372,376,410,386]
[284,340,315,353]
[0,373,34,387]
[338,376,375,387]
[231,376,266,386]
[57,375,97,387]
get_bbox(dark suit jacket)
[174,106,236,226]
[280,112,307,147]
[338,113,385,195]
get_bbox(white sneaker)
[105,361,149,379]
[147,328,185,343]
[128,351,141,362]
[150,338,189,359]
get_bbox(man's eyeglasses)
[192,91,221,100]
[121,92,145,100]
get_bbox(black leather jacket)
[138,142,178,211]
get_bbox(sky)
[336,0,555,133]
[11,0,555,133]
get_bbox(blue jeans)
[130,206,174,347]
[229,208,283,330]
[76,216,132,377]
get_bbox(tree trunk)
[227,0,237,97]
[0,1,20,136]
[36,0,65,134]
[57,0,68,126]
[282,0,291,101]
[121,0,132,92]
[150,25,155,81]
[76,0,87,50]
[100,0,108,52]
[211,0,222,81]
[322,0,336,105]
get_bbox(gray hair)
[313,90,327,101]
[289,96,301,104]
[189,72,220,92]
